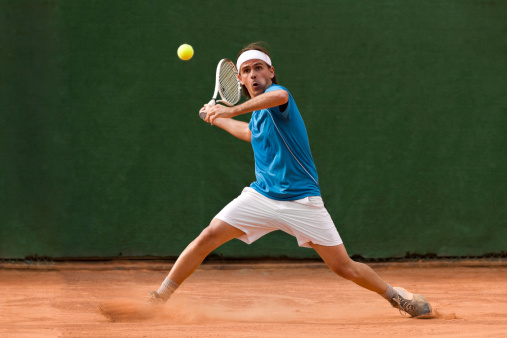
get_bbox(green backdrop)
[1,0,506,259]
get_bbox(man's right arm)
[210,118,251,143]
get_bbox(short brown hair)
[236,42,278,99]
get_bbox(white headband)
[236,50,272,71]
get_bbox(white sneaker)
[146,291,166,306]
[391,287,432,317]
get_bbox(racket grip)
[199,99,216,120]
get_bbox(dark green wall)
[1,0,506,259]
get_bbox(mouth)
[252,82,259,88]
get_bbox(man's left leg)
[310,242,386,292]
[311,242,432,317]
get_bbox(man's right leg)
[149,218,246,303]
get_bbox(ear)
[238,74,245,85]
[269,66,275,79]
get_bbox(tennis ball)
[177,44,194,61]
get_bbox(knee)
[192,222,223,249]
[330,262,360,281]
[194,227,217,247]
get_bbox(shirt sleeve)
[266,85,291,120]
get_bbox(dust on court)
[0,260,505,337]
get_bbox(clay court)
[1,260,506,337]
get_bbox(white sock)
[380,283,397,302]
[157,277,179,301]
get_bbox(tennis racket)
[199,59,242,120]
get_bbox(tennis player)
[148,42,432,318]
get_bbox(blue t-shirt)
[249,84,320,200]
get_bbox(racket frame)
[199,59,241,120]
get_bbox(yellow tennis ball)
[177,44,194,61]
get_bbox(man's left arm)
[205,89,288,125]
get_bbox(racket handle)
[199,99,216,120]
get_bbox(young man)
[148,43,432,318]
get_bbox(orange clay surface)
[1,260,506,337]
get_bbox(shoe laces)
[393,293,416,317]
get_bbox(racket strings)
[218,62,241,105]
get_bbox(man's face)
[238,59,275,98]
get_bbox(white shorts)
[215,187,343,248]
